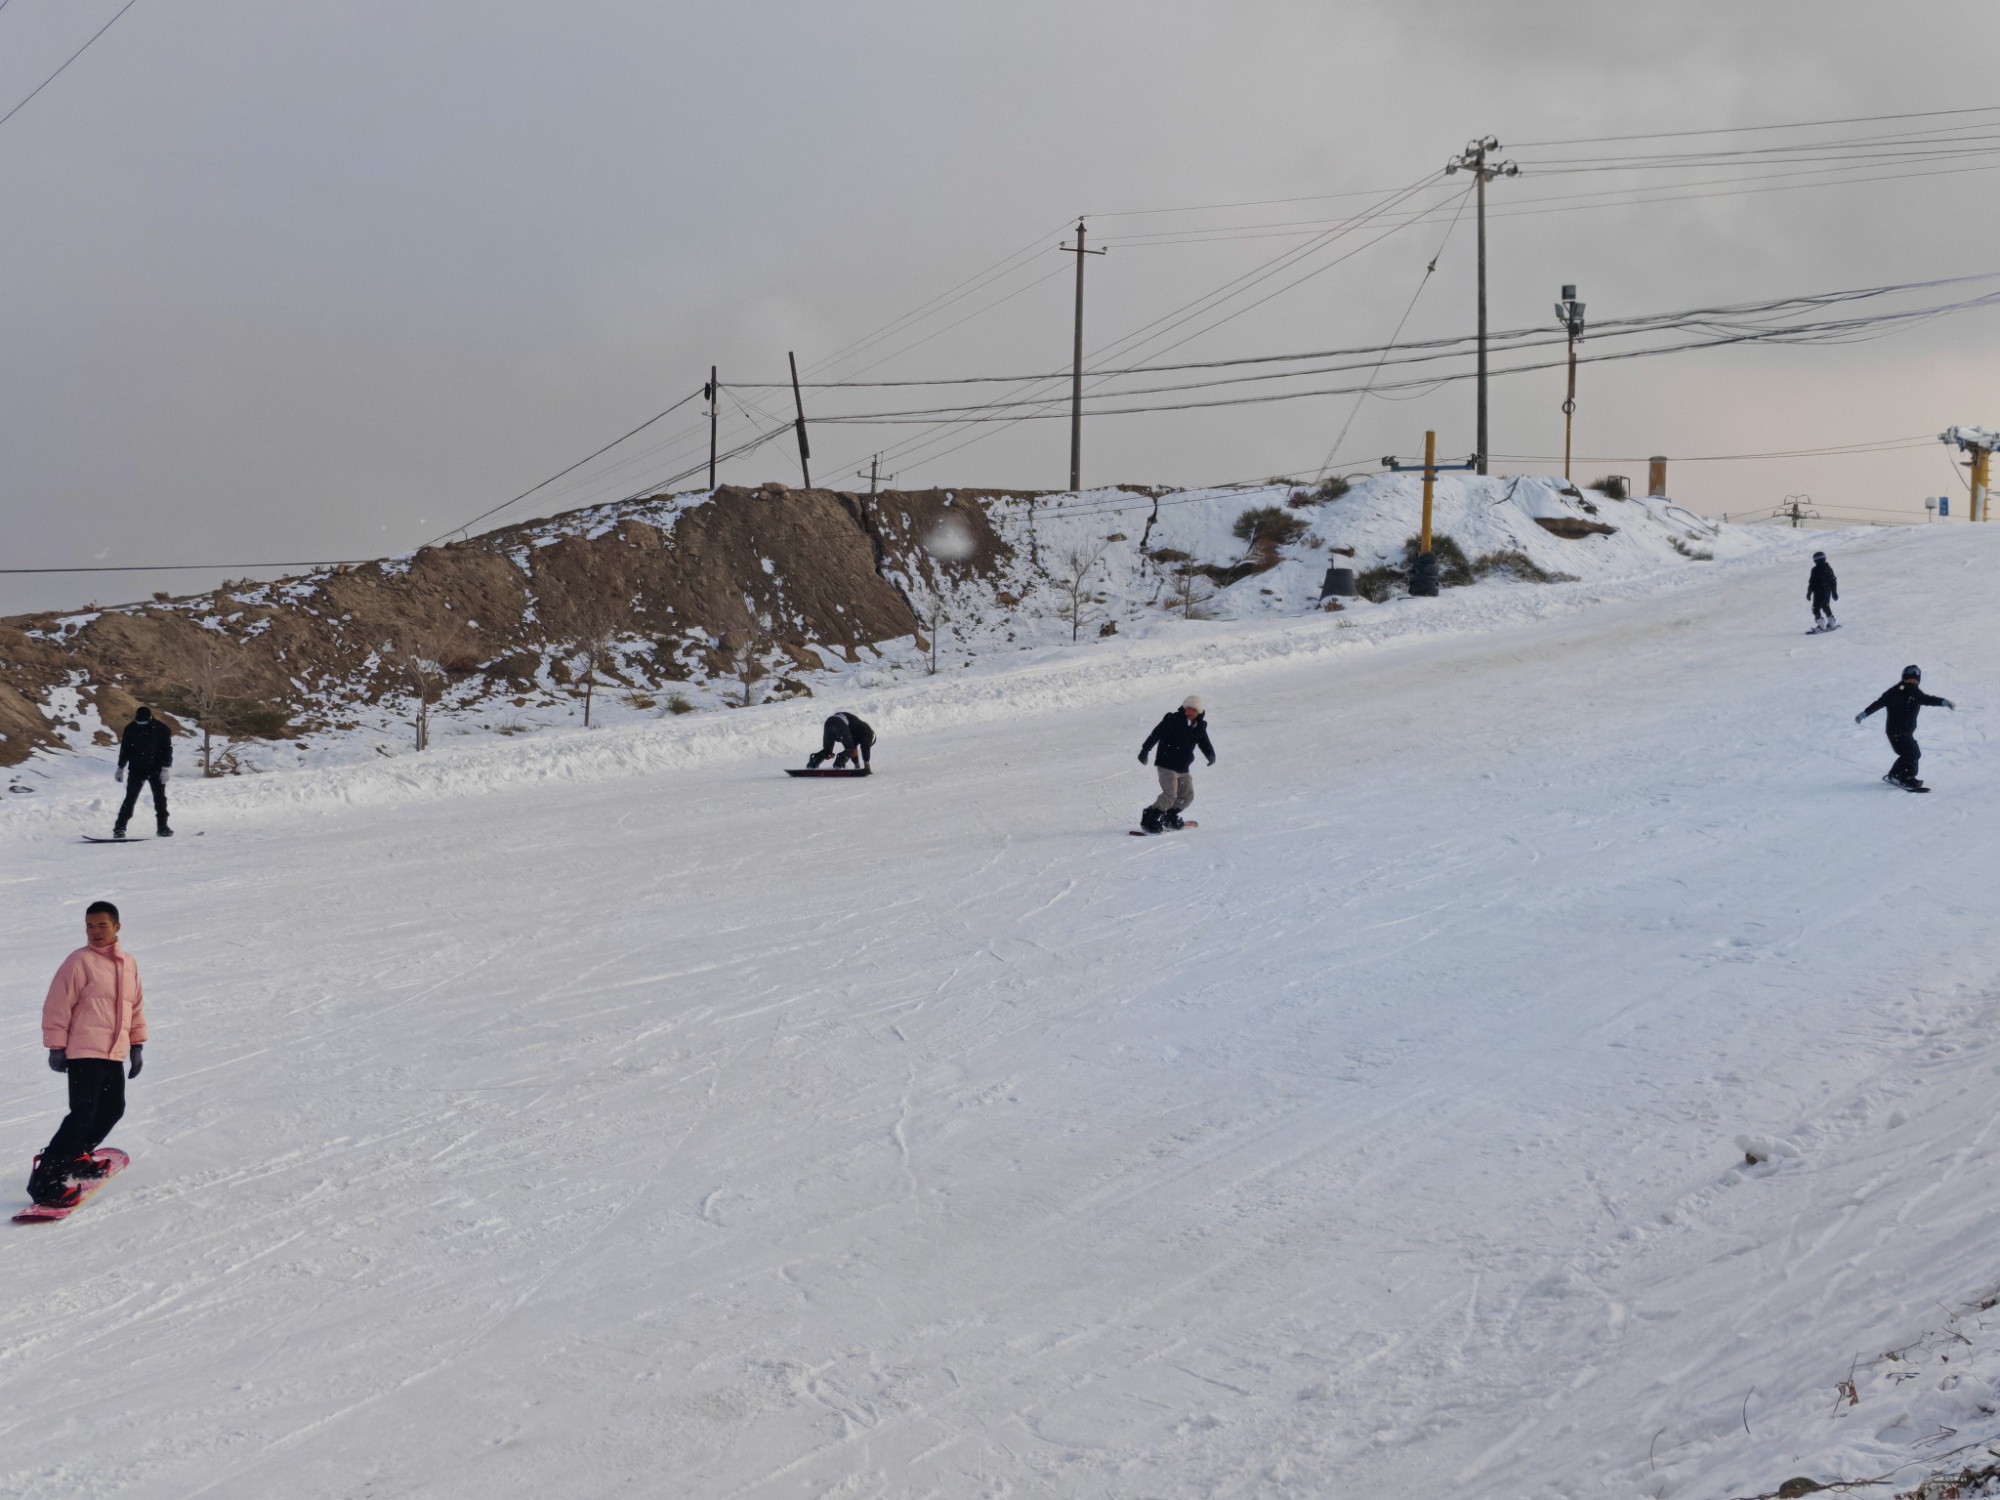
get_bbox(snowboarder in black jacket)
[113,707,174,838]
[807,711,875,770]
[1808,552,1837,630]
[1137,696,1215,832]
[1856,665,1954,790]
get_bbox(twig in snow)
[1745,1387,1755,1437]
[1652,1426,1667,1471]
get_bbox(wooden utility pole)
[788,350,811,489]
[1555,285,1585,480]
[1943,427,1998,521]
[1058,218,1106,493]
[1447,138,1517,477]
[706,366,718,490]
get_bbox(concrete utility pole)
[1058,218,1106,493]
[706,366,718,490]
[1554,285,1585,480]
[1446,138,1518,476]
[788,351,811,489]
[1942,426,2000,521]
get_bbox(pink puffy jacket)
[41,941,146,1062]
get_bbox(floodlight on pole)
[1554,284,1585,481]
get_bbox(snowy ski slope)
[5,522,2000,1499]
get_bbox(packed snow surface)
[6,520,2000,1499]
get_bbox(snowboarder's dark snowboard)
[1807,622,1841,635]
[82,835,147,843]
[14,1148,128,1224]
[1130,820,1199,837]
[787,768,871,778]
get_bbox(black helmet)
[1902,665,1922,682]
[1812,551,1826,561]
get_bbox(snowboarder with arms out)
[1137,695,1216,833]
[1808,551,1838,632]
[1856,665,1955,792]
[807,711,875,770]
[113,705,173,839]
[26,901,145,1209]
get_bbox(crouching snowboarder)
[1808,551,1838,632]
[1856,664,1955,792]
[807,711,875,771]
[113,705,173,839]
[26,901,145,1209]
[1137,695,1215,833]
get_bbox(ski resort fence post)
[1410,430,1441,596]
[788,351,812,489]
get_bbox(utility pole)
[706,366,718,490]
[1057,218,1106,493]
[787,350,811,489]
[1942,426,1999,521]
[1446,138,1518,477]
[856,455,895,497]
[1554,285,1585,480]
[1780,494,1818,528]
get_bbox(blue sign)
[1941,497,1950,517]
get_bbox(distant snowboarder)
[1856,664,1955,791]
[1137,695,1216,833]
[1807,551,1838,632]
[807,711,876,770]
[26,901,146,1210]
[113,706,173,839]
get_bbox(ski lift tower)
[1941,426,2000,521]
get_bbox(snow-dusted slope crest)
[5,522,2000,1500]
[7,489,1801,834]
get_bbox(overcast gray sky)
[2,0,1996,613]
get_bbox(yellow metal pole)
[1976,447,1991,522]
[1421,429,1436,552]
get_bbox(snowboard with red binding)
[14,1148,129,1224]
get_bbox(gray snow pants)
[1151,767,1195,814]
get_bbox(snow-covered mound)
[5,473,1752,808]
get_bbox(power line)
[1508,104,2000,149]
[0,0,140,136]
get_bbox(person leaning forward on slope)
[113,705,174,839]
[807,711,875,771]
[1856,664,1955,792]
[27,901,146,1209]
[1137,695,1216,833]
[1808,551,1838,630]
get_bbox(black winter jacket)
[1861,681,1946,736]
[1808,559,1837,601]
[117,717,173,773]
[1140,710,1215,773]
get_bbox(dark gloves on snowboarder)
[1205,755,1216,767]
[47,1049,66,1073]
[127,1044,143,1079]
[1136,750,1147,763]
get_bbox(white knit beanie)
[1182,695,1204,712]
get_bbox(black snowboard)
[81,832,200,843]
[787,768,871,778]
[1130,820,1199,837]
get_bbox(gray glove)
[1854,712,1865,724]
[48,1049,66,1073]
[127,1044,143,1080]
[114,765,124,782]
[1945,699,1957,710]
[159,768,169,783]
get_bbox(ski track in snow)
[3,523,2000,1498]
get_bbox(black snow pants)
[115,768,168,831]
[1888,729,1921,784]
[40,1059,126,1168]
[1811,591,1835,623]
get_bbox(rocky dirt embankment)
[0,483,1029,766]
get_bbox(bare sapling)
[1051,540,1110,642]
[557,592,630,728]
[393,624,464,751]
[168,631,249,776]
[1166,556,1214,620]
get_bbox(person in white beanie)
[1136,695,1215,833]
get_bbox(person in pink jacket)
[27,900,146,1208]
